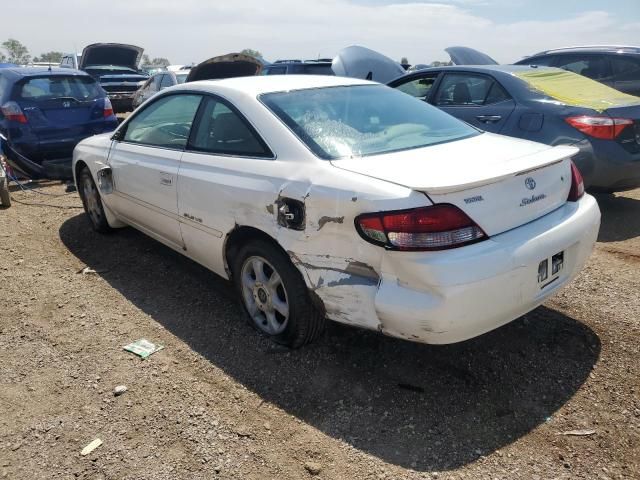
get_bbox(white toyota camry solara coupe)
[73,75,601,348]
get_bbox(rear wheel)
[0,176,10,207]
[78,167,112,233]
[232,239,325,348]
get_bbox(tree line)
[0,38,171,67]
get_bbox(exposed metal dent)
[287,251,382,329]
[96,167,113,194]
[287,252,379,284]
[345,260,379,281]
[326,275,377,287]
[317,215,344,231]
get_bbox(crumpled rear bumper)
[374,194,600,344]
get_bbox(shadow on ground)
[59,214,600,471]
[594,192,640,242]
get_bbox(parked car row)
[1,42,639,192]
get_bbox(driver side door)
[107,93,203,249]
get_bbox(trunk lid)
[186,53,266,82]
[332,45,407,83]
[332,133,577,236]
[80,43,144,70]
[445,46,498,66]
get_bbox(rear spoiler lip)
[417,146,578,195]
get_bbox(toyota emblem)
[525,177,536,190]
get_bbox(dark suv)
[514,45,640,96]
[262,60,334,76]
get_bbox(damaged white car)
[73,75,600,348]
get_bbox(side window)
[189,97,271,157]
[435,73,509,106]
[394,75,438,100]
[265,66,287,75]
[160,74,173,88]
[122,94,202,149]
[611,57,640,81]
[522,55,556,67]
[153,75,163,89]
[0,75,7,100]
[554,55,612,80]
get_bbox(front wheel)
[232,239,325,348]
[78,167,112,233]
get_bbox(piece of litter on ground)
[113,385,127,396]
[78,267,97,275]
[123,339,164,359]
[80,438,103,456]
[558,429,596,436]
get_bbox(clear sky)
[3,0,639,65]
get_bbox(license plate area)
[538,250,564,289]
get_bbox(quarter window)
[435,73,509,106]
[611,57,640,81]
[189,97,271,157]
[122,94,202,149]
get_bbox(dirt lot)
[0,182,638,480]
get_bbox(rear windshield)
[513,68,640,112]
[261,84,478,160]
[17,76,102,101]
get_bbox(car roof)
[174,74,372,96]
[271,60,333,65]
[392,64,553,82]
[414,64,549,74]
[0,67,91,79]
[529,45,640,56]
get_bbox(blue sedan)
[388,65,640,192]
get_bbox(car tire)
[78,167,112,233]
[232,239,325,348]
[0,176,11,207]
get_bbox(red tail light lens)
[1,101,27,124]
[103,98,114,118]
[355,204,487,251]
[567,160,585,202]
[565,115,632,140]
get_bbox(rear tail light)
[355,204,487,251]
[565,115,633,140]
[567,160,585,202]
[1,101,27,124]
[103,98,114,118]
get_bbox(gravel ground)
[0,182,638,480]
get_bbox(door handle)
[476,115,502,123]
